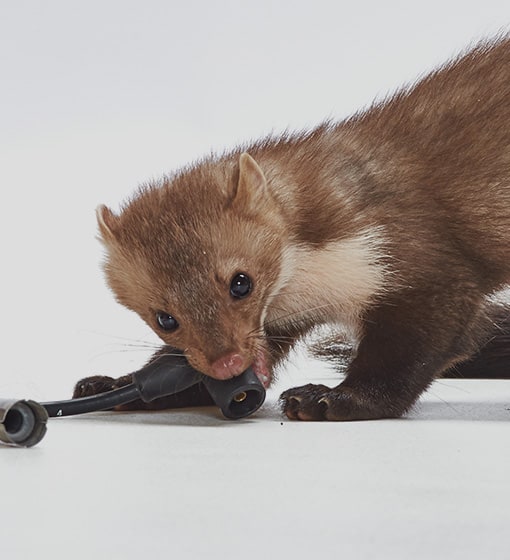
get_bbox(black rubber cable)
[1,353,266,447]
[42,384,141,417]
[42,353,265,419]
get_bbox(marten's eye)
[156,311,179,332]
[230,273,252,299]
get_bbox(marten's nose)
[210,352,245,380]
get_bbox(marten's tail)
[443,304,510,379]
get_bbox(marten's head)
[97,153,286,387]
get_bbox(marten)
[74,36,510,420]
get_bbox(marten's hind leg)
[442,301,510,379]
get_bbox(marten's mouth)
[252,350,271,388]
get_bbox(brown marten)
[75,36,510,420]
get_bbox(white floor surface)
[2,359,510,560]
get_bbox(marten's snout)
[210,352,245,380]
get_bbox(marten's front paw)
[72,376,117,398]
[280,384,386,421]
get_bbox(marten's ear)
[232,153,268,213]
[96,204,119,242]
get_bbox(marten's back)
[333,36,510,285]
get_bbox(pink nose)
[210,353,245,380]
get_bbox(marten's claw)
[280,384,330,420]
[72,375,118,398]
[280,384,396,421]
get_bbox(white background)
[1,2,509,559]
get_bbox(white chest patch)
[265,227,391,338]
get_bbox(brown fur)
[85,36,510,420]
